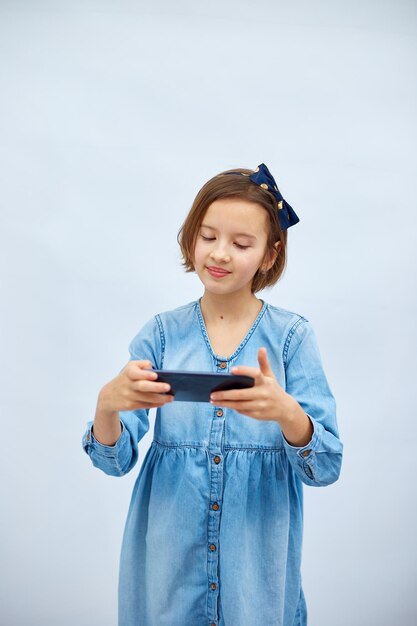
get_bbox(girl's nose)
[210,244,231,263]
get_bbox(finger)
[230,365,263,384]
[127,363,158,381]
[130,391,174,405]
[132,360,154,369]
[210,387,258,402]
[209,398,263,415]
[127,397,174,410]
[257,347,275,378]
[133,380,171,394]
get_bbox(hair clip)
[223,163,300,230]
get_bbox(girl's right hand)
[98,360,174,412]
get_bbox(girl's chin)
[201,282,253,297]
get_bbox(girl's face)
[193,197,278,298]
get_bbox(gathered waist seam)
[152,439,285,452]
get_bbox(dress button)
[302,449,311,457]
[213,456,221,464]
[211,582,217,590]
[216,409,223,417]
[209,544,217,552]
[212,502,220,511]
[218,361,227,369]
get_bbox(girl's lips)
[207,266,231,278]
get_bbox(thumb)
[258,347,274,378]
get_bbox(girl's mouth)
[207,266,231,278]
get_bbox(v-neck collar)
[195,298,267,361]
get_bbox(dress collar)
[195,298,267,361]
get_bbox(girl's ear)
[261,241,281,273]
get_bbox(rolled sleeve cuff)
[82,420,132,475]
[282,413,322,483]
[282,412,320,456]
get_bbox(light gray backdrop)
[1,1,416,624]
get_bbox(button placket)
[206,363,226,623]
[207,409,222,621]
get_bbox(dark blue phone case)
[148,369,255,403]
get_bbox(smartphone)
[148,369,254,403]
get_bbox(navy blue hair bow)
[223,163,300,230]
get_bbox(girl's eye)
[200,235,249,250]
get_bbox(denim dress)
[82,299,343,626]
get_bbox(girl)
[82,163,343,626]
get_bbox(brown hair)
[177,167,288,293]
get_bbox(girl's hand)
[98,360,174,413]
[210,347,295,424]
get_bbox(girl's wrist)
[93,393,121,446]
[97,385,117,416]
[272,392,298,425]
[278,394,314,447]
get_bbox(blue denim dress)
[82,299,343,626]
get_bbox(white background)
[1,1,416,624]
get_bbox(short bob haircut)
[177,166,288,294]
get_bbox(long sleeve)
[81,315,163,477]
[282,318,343,487]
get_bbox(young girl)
[82,163,343,626]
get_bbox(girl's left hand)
[210,347,295,424]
